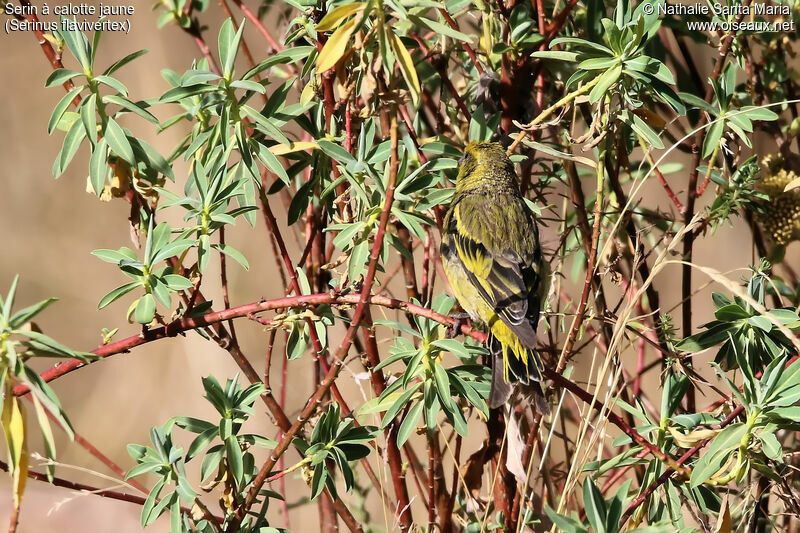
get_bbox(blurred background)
[1,1,799,532]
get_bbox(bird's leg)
[447,312,471,338]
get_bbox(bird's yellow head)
[456,142,518,192]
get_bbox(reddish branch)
[0,460,222,523]
[257,176,349,410]
[228,111,403,532]
[653,164,684,212]
[12,294,688,478]
[12,294,474,397]
[438,8,483,74]
[619,404,745,527]
[16,0,80,105]
[545,371,690,476]
[229,0,285,55]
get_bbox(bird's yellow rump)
[440,142,548,410]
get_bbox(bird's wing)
[448,197,542,348]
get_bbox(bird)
[440,141,549,411]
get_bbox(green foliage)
[127,376,278,532]
[366,294,489,446]
[545,479,671,533]
[680,64,779,159]
[93,219,194,324]
[707,155,767,230]
[47,20,169,191]
[540,0,683,115]
[687,354,800,488]
[0,277,91,480]
[294,404,378,500]
[678,261,800,370]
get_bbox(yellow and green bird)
[440,142,549,410]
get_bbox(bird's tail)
[488,335,549,413]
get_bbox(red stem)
[0,461,222,522]
[619,404,745,526]
[230,111,402,532]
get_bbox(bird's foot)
[447,313,471,338]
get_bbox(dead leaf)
[505,409,528,483]
[633,108,667,130]
[713,494,731,533]
[462,443,488,499]
[668,426,720,449]
[317,18,357,72]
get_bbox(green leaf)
[359,393,403,416]
[589,64,622,104]
[151,240,194,266]
[54,118,87,178]
[225,435,244,487]
[212,244,249,270]
[288,178,316,225]
[230,79,266,94]
[104,118,135,164]
[431,339,470,358]
[630,112,664,149]
[757,430,783,462]
[162,274,194,290]
[241,105,290,145]
[738,106,779,122]
[103,95,159,124]
[380,382,422,427]
[578,57,620,70]
[702,119,725,159]
[127,460,164,480]
[45,68,82,88]
[130,137,174,180]
[220,19,246,78]
[134,294,156,324]
[397,401,423,447]
[432,362,456,410]
[770,406,800,422]
[89,138,109,195]
[48,86,84,134]
[679,91,716,115]
[550,37,613,54]
[582,478,606,533]
[768,309,800,325]
[715,303,750,321]
[9,297,57,329]
[410,14,472,42]
[241,46,315,80]
[310,463,327,500]
[60,21,92,70]
[94,75,129,96]
[544,505,587,533]
[748,315,772,332]
[348,239,369,283]
[92,247,138,263]
[254,143,290,184]
[317,139,357,165]
[159,84,219,102]
[98,282,140,309]
[531,50,578,62]
[690,423,746,488]
[103,49,148,76]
